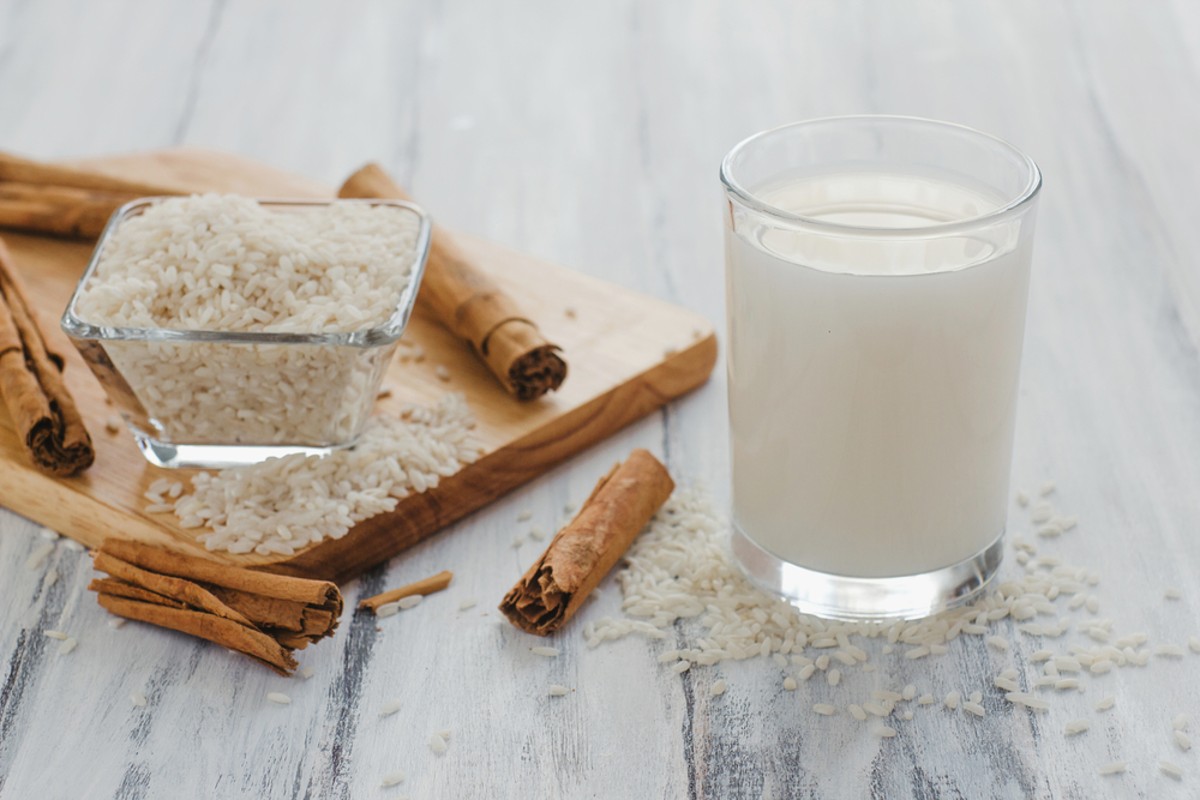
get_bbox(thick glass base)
[731,525,1005,621]
[132,430,345,469]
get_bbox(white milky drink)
[726,170,1034,579]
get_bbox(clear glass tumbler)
[721,116,1041,620]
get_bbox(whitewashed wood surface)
[3,2,1200,798]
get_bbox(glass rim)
[61,197,432,348]
[720,114,1042,238]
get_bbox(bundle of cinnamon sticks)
[0,237,93,475]
[0,150,566,400]
[90,540,342,675]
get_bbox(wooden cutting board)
[0,148,716,583]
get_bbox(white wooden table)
[3,2,1200,798]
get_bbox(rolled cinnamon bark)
[359,569,453,612]
[90,540,343,674]
[97,594,298,675]
[0,152,180,239]
[101,539,341,613]
[88,577,188,609]
[0,151,176,196]
[499,449,674,635]
[0,237,94,476]
[92,550,253,627]
[338,163,567,400]
[0,182,143,239]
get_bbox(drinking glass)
[721,115,1041,619]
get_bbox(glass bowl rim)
[60,196,432,348]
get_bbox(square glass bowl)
[60,197,432,469]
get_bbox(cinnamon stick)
[87,577,188,609]
[0,151,177,196]
[101,538,341,613]
[0,182,144,239]
[359,569,453,612]
[0,237,94,475]
[338,163,567,400]
[92,550,254,627]
[499,449,674,635]
[90,540,343,674]
[0,152,180,239]
[97,594,298,675]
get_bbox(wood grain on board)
[0,149,716,583]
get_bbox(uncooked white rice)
[1176,731,1193,751]
[300,667,315,679]
[529,527,546,542]
[531,646,560,658]
[1097,761,1126,776]
[1160,761,1183,780]
[266,692,291,705]
[76,195,423,446]
[397,595,423,611]
[710,680,727,697]
[872,725,897,738]
[1005,692,1049,711]
[1154,644,1185,658]
[585,484,1193,753]
[993,677,1020,692]
[170,394,479,555]
[108,618,126,630]
[547,685,570,697]
[37,527,59,541]
[380,699,401,717]
[24,542,54,571]
[44,630,68,640]
[1063,720,1089,735]
[458,598,477,611]
[380,771,405,788]
[1174,714,1189,731]
[376,603,401,618]
[130,691,147,707]
[1165,588,1182,600]
[827,669,841,686]
[62,539,85,553]
[517,511,533,522]
[429,732,448,753]
[58,637,77,655]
